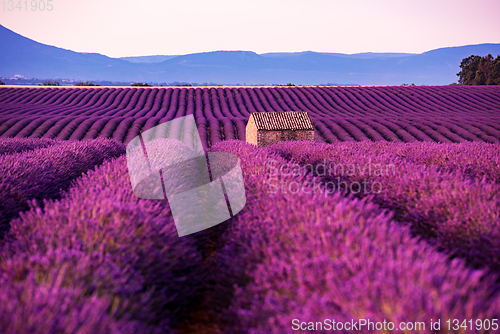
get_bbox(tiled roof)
[250,111,314,131]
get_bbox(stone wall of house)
[245,118,258,145]
[257,129,315,147]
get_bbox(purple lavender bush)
[0,249,149,334]
[2,155,206,332]
[200,140,499,333]
[265,141,500,274]
[0,137,59,155]
[1,137,499,333]
[0,138,125,232]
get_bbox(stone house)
[246,111,315,147]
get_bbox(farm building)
[246,111,315,147]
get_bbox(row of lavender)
[1,86,500,146]
[0,138,208,333]
[313,116,500,143]
[1,114,500,150]
[0,138,125,232]
[1,86,499,120]
[1,137,499,332]
[0,115,248,150]
[203,140,500,333]
[1,160,205,333]
[266,141,500,272]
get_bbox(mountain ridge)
[1,24,499,85]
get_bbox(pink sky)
[1,0,499,58]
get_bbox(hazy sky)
[1,0,499,58]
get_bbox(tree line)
[457,54,500,85]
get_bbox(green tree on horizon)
[131,82,151,87]
[457,54,500,85]
[39,81,60,86]
[75,81,99,86]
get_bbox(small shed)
[246,111,315,147]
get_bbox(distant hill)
[259,51,416,59]
[119,55,178,63]
[1,24,500,85]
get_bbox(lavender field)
[0,86,499,333]
[1,86,500,147]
